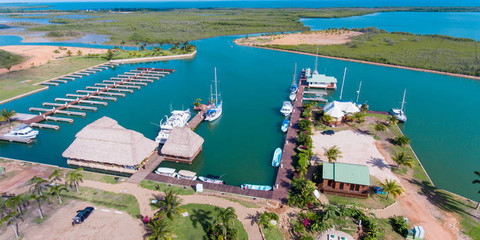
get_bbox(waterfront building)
[62,116,157,174]
[306,71,337,89]
[160,127,204,163]
[323,101,360,124]
[319,162,370,198]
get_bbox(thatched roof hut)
[62,116,157,173]
[161,127,204,163]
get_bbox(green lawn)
[263,226,284,240]
[170,203,248,240]
[268,29,480,76]
[326,192,395,210]
[0,49,24,69]
[60,186,140,217]
[0,56,106,102]
[80,171,125,184]
[139,180,195,195]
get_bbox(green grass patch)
[326,193,395,210]
[377,218,407,240]
[263,226,284,240]
[0,56,106,102]
[139,180,195,195]
[268,29,480,77]
[0,49,24,69]
[170,203,248,240]
[60,187,140,217]
[80,171,125,184]
[221,196,260,208]
[34,215,48,224]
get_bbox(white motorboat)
[289,92,296,101]
[3,124,39,139]
[177,170,197,181]
[154,167,177,177]
[205,67,223,122]
[280,101,293,116]
[155,109,191,143]
[198,176,225,185]
[390,89,407,122]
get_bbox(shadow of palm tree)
[407,179,479,220]
[367,157,390,170]
[246,212,260,226]
[190,208,213,232]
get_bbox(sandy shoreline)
[0,45,107,74]
[234,42,480,81]
[235,30,362,46]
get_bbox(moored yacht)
[390,89,407,122]
[155,109,191,143]
[3,124,39,139]
[205,67,223,122]
[280,101,293,116]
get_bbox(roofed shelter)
[62,116,157,174]
[319,162,370,198]
[323,101,360,124]
[160,127,204,163]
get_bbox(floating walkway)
[24,67,176,131]
[40,63,116,87]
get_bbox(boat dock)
[39,63,116,87]
[271,70,308,203]
[24,67,175,130]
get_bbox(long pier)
[272,70,307,203]
[24,68,175,130]
[39,63,116,87]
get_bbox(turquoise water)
[301,12,480,40]
[1,35,480,199]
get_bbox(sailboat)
[205,67,222,122]
[390,89,407,122]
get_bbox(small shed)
[62,116,157,174]
[160,127,204,163]
[319,162,370,198]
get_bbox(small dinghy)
[155,167,177,177]
[272,148,282,167]
[198,176,225,185]
[241,184,272,191]
[281,119,289,133]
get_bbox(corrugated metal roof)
[322,162,370,186]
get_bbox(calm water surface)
[301,12,480,40]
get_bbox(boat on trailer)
[272,147,282,167]
[241,184,272,191]
[281,118,289,132]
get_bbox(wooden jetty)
[59,77,74,81]
[99,92,125,97]
[83,70,96,74]
[108,88,133,93]
[67,105,97,111]
[45,116,73,123]
[68,74,82,78]
[30,107,53,112]
[115,85,140,90]
[86,86,105,90]
[76,72,89,76]
[55,98,76,102]
[137,67,175,73]
[42,82,59,86]
[271,70,307,203]
[89,96,117,101]
[30,123,59,130]
[78,100,108,106]
[0,136,32,144]
[66,94,87,98]
[51,79,67,84]
[54,110,86,117]
[187,109,207,129]
[77,90,96,94]
[42,102,64,107]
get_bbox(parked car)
[321,130,335,135]
[73,207,94,224]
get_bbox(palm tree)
[472,171,480,210]
[5,196,23,215]
[1,108,16,123]
[392,152,414,169]
[257,211,278,230]
[49,184,68,204]
[65,168,84,193]
[1,211,22,238]
[144,212,173,240]
[374,122,387,132]
[216,207,237,238]
[297,154,309,179]
[394,135,410,146]
[379,179,405,200]
[48,169,64,183]
[353,112,365,123]
[323,145,342,163]
[29,193,49,219]
[29,176,47,196]
[152,190,183,220]
[387,115,399,126]
[66,50,72,56]
[120,40,126,50]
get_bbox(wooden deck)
[187,109,207,129]
[145,173,274,199]
[272,71,307,203]
[127,153,164,184]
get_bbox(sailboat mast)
[292,63,297,85]
[339,67,347,100]
[356,81,362,104]
[214,67,218,104]
[210,85,213,103]
[401,89,406,111]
